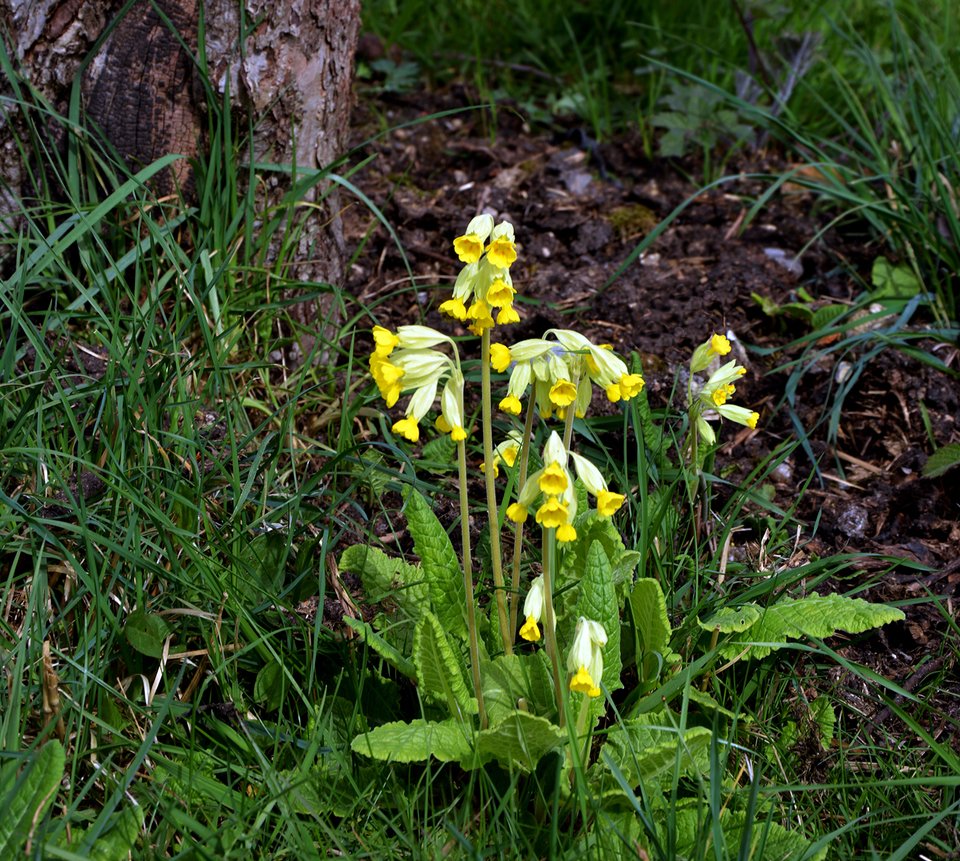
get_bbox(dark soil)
[342,88,960,751]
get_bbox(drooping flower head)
[567,617,607,697]
[368,325,469,444]
[519,574,546,642]
[691,352,760,445]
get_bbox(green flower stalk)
[367,322,485,724]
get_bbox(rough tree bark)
[1,0,360,344]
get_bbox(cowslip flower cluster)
[505,432,625,542]
[567,617,607,697]
[439,214,520,334]
[689,333,760,445]
[369,325,467,444]
[491,329,644,419]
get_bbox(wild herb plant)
[344,211,905,856]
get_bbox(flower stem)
[457,439,487,729]
[508,395,537,638]
[542,528,565,728]
[481,330,512,656]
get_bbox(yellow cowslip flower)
[547,329,644,407]
[549,379,577,407]
[392,416,419,442]
[482,431,524,477]
[716,403,760,429]
[438,297,468,321]
[486,222,517,269]
[439,372,468,441]
[690,331,734,373]
[499,394,523,415]
[443,217,520,330]
[373,325,399,357]
[453,214,494,264]
[568,450,625,519]
[466,299,495,334]
[597,490,625,518]
[567,617,607,698]
[511,432,579,538]
[712,333,732,355]
[535,496,569,529]
[692,353,758,440]
[490,343,512,373]
[712,383,736,406]
[519,575,545,642]
[486,277,515,308]
[538,462,568,496]
[506,502,528,523]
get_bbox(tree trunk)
[1,0,360,348]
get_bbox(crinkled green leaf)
[698,604,761,633]
[481,652,557,725]
[718,592,905,659]
[351,719,471,763]
[871,256,920,298]
[923,442,960,478]
[465,713,566,772]
[576,540,622,697]
[559,511,631,593]
[338,544,426,653]
[342,616,415,679]
[403,487,467,639]
[630,578,673,682]
[685,687,747,722]
[282,758,378,818]
[810,302,848,330]
[253,661,286,710]
[413,610,476,719]
[124,610,171,658]
[0,741,65,854]
[601,715,711,788]
[60,805,143,861]
[671,809,827,861]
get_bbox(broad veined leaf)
[341,616,416,679]
[123,610,172,658]
[923,442,960,478]
[60,805,144,861]
[559,511,631,593]
[338,544,428,623]
[601,714,711,788]
[351,718,472,763]
[630,578,675,682]
[698,604,761,633]
[480,652,557,725]
[403,487,467,639]
[413,610,477,718]
[0,741,65,854]
[467,713,566,771]
[670,808,827,861]
[718,593,905,659]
